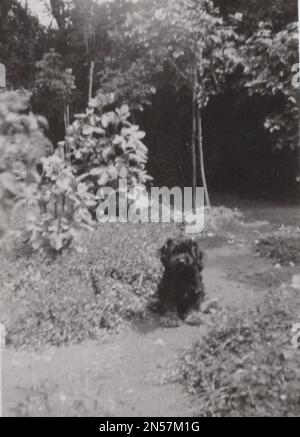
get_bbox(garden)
[1,0,300,417]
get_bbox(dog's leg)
[160,308,182,328]
[183,278,205,326]
[159,282,182,328]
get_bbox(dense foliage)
[33,50,76,142]
[1,0,297,193]
[65,96,152,212]
[0,0,46,88]
[26,154,96,252]
[242,22,298,150]
[0,89,152,253]
[0,91,48,237]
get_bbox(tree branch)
[166,54,190,84]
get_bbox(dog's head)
[159,237,203,274]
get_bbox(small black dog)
[156,237,205,321]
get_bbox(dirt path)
[3,234,281,417]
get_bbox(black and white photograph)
[0,0,300,419]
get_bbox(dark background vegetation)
[0,0,298,198]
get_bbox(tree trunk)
[196,105,210,207]
[298,6,300,185]
[50,0,66,32]
[63,103,70,163]
[298,90,300,185]
[191,83,197,212]
[88,61,95,102]
[196,44,211,207]
[49,0,68,54]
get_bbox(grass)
[178,288,300,417]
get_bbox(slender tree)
[101,0,241,206]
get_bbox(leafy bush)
[0,91,49,237]
[34,51,75,107]
[26,154,96,253]
[65,95,152,211]
[255,233,300,265]
[179,288,300,417]
[243,22,298,150]
[33,50,75,140]
[203,207,243,235]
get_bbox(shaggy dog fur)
[156,237,205,320]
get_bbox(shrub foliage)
[65,95,152,208]
[26,154,97,252]
[0,91,49,237]
[179,289,300,417]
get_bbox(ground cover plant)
[179,287,300,417]
[255,228,300,266]
[0,221,180,349]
